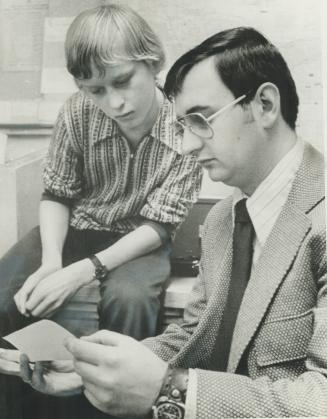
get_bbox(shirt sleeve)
[41,190,75,207]
[42,104,83,200]
[185,369,197,419]
[140,153,202,232]
[139,219,174,243]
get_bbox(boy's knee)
[102,281,153,311]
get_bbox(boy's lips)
[115,111,134,120]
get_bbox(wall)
[0,149,46,256]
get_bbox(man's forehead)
[174,88,204,115]
[174,58,230,115]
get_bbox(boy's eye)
[89,87,105,95]
[114,75,132,88]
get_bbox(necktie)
[211,198,254,371]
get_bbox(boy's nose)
[106,90,125,111]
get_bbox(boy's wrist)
[41,253,62,269]
[87,254,109,282]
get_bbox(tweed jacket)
[144,142,326,418]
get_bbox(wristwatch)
[152,366,188,419]
[153,394,185,419]
[88,254,108,282]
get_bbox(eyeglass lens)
[174,114,213,139]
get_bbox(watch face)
[96,266,108,280]
[157,401,184,419]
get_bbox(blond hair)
[65,4,165,79]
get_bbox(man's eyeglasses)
[173,94,248,140]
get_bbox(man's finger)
[51,360,74,372]
[20,354,33,384]
[0,349,21,363]
[74,360,107,387]
[64,337,115,366]
[81,330,126,346]
[31,362,46,390]
[0,358,20,375]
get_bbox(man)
[1,26,326,418]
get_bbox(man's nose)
[181,128,203,156]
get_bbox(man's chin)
[206,168,227,183]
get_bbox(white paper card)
[4,320,74,361]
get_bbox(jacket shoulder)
[203,195,233,230]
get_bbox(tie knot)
[234,199,251,223]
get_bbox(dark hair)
[164,27,299,129]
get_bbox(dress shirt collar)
[233,139,304,248]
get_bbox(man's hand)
[0,349,21,376]
[22,259,94,318]
[0,349,82,397]
[20,354,83,397]
[65,331,168,417]
[14,263,61,316]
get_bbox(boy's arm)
[14,200,70,315]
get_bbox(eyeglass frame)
[173,93,249,140]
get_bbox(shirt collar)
[148,96,183,153]
[233,139,304,246]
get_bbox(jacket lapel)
[228,142,324,372]
[228,204,311,372]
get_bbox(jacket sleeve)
[142,199,226,362]
[142,260,208,361]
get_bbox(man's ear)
[251,82,280,128]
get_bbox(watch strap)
[88,254,108,281]
[159,365,188,403]
[152,365,188,418]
